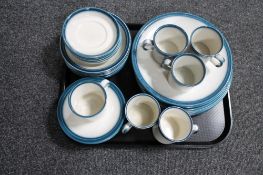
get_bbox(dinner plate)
[60,14,131,77]
[132,12,233,108]
[57,78,125,144]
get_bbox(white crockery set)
[57,7,233,144]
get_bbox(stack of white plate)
[131,12,233,116]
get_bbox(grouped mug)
[122,94,161,133]
[143,24,225,68]
[68,79,110,119]
[190,26,225,67]
[162,53,206,90]
[142,24,188,64]
[152,107,199,144]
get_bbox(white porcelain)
[152,107,198,144]
[68,79,109,118]
[134,14,229,102]
[65,21,127,69]
[63,82,122,138]
[142,24,188,64]
[191,26,225,67]
[122,94,160,134]
[163,54,206,91]
[65,10,118,55]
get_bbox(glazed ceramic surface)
[62,7,121,62]
[132,12,233,108]
[123,94,160,132]
[60,14,131,77]
[57,78,125,144]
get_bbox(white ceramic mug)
[122,94,161,134]
[68,79,110,119]
[152,107,198,144]
[162,53,206,91]
[190,26,225,67]
[142,24,188,64]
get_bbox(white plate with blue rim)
[60,14,131,77]
[131,12,233,110]
[62,7,122,63]
[57,77,125,144]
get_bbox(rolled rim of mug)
[68,81,107,118]
[190,26,224,56]
[171,53,206,87]
[159,107,193,142]
[153,24,188,57]
[125,93,161,129]
[62,7,121,60]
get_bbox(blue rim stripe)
[131,12,233,108]
[57,77,125,144]
[190,26,224,57]
[153,24,189,57]
[158,107,193,142]
[125,93,161,129]
[170,53,206,87]
[67,81,107,118]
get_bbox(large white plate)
[132,12,233,107]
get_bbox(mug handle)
[192,124,199,134]
[161,58,172,69]
[210,54,225,67]
[122,122,133,134]
[100,79,110,89]
[142,39,154,51]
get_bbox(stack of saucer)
[60,8,131,77]
[131,12,233,116]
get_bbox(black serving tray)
[60,24,233,148]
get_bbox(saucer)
[132,12,233,108]
[62,7,121,61]
[57,78,125,144]
[60,14,131,77]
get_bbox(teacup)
[152,107,198,144]
[190,26,225,67]
[68,79,110,119]
[122,94,160,134]
[62,7,122,63]
[162,53,206,90]
[142,24,188,64]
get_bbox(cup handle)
[210,54,225,67]
[142,39,154,51]
[100,79,110,89]
[192,124,199,134]
[161,58,172,69]
[122,122,133,134]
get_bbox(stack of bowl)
[60,8,131,77]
